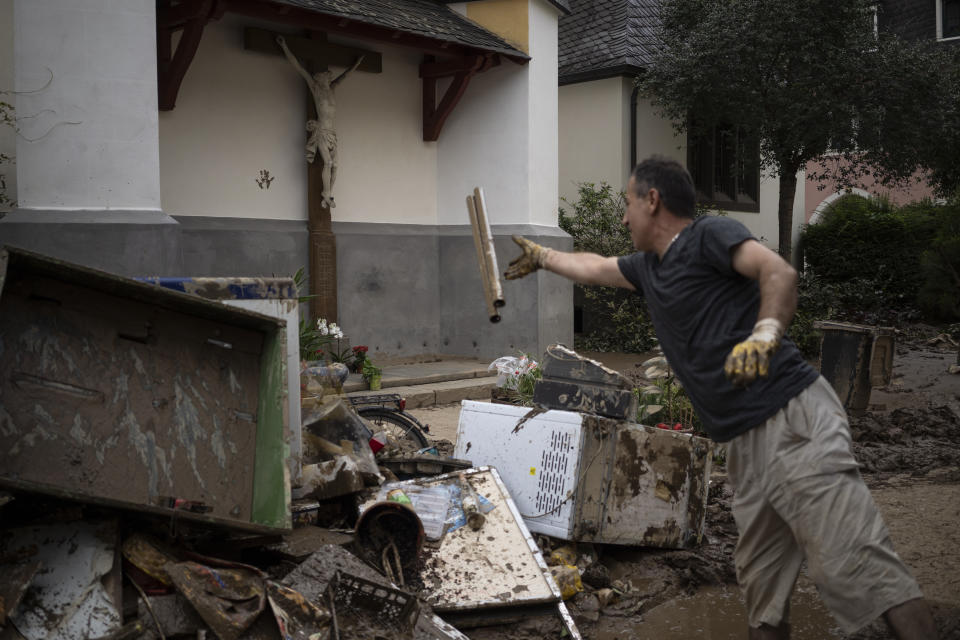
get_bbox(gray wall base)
[174,216,308,279]
[0,209,183,277]
[0,212,309,280]
[336,222,573,362]
[0,213,572,362]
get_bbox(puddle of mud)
[591,584,844,640]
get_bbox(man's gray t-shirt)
[617,216,818,442]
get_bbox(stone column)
[0,0,180,276]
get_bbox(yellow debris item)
[548,545,578,566]
[549,564,583,600]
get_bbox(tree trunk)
[777,169,798,263]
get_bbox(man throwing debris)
[505,156,938,640]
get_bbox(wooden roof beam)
[157,0,225,111]
[421,53,498,142]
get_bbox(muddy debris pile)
[1,331,726,640]
[851,405,960,475]
[0,376,588,640]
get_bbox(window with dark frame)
[944,0,960,38]
[687,122,761,213]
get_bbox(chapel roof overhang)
[248,0,530,62]
[157,0,529,140]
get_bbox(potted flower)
[351,345,369,373]
[362,359,383,390]
[299,318,349,387]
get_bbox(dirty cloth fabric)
[617,215,818,441]
[727,376,923,633]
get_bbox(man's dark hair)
[631,156,696,219]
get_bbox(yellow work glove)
[723,318,784,387]
[504,235,552,280]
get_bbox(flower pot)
[368,375,382,391]
[302,361,349,387]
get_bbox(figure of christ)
[277,35,363,209]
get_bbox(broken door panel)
[0,247,290,532]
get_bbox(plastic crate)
[326,571,419,635]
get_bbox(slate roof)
[273,0,530,59]
[559,0,661,84]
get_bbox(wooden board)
[244,27,382,73]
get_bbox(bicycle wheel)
[357,407,430,449]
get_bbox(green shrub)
[802,194,922,312]
[799,194,936,320]
[796,195,959,355]
[917,204,960,320]
[791,273,832,358]
[560,182,658,353]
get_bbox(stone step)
[342,358,496,408]
[346,377,497,409]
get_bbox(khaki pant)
[727,376,923,633]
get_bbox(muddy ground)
[410,328,960,639]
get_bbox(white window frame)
[937,0,960,41]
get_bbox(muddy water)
[590,584,843,639]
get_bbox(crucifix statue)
[277,35,363,209]
[243,28,380,322]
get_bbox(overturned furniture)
[455,401,712,548]
[139,275,303,486]
[0,247,291,532]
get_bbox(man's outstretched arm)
[504,236,635,290]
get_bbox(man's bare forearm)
[544,250,634,289]
[755,262,798,329]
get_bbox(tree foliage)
[640,0,956,261]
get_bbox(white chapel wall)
[160,16,438,225]
[436,61,530,226]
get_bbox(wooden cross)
[244,28,381,323]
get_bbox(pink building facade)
[803,159,938,225]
